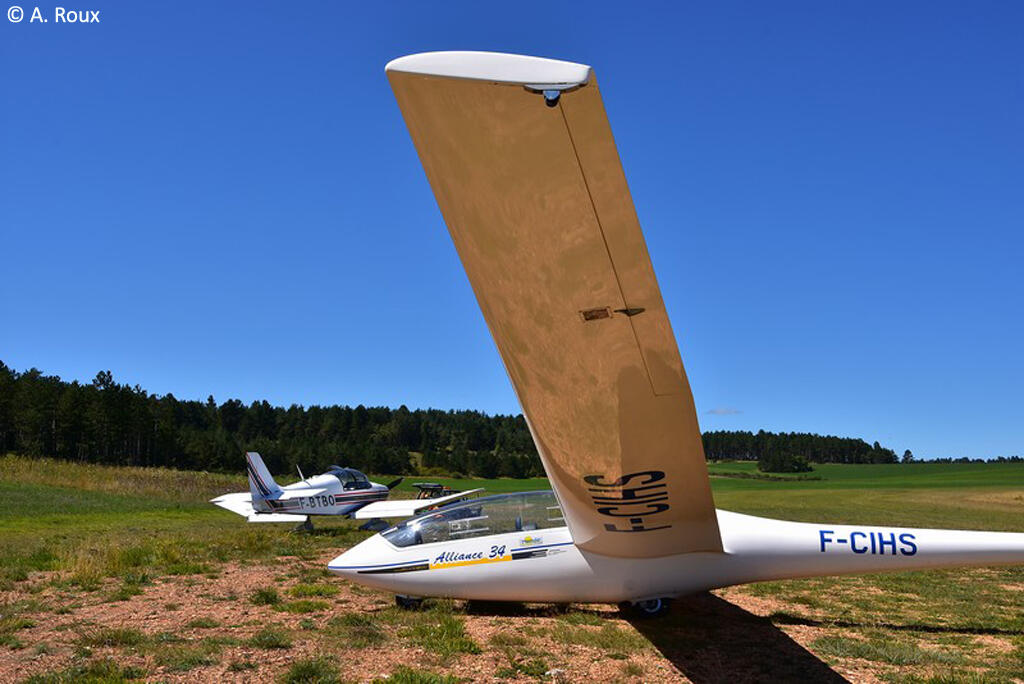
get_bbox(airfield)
[0,455,1021,682]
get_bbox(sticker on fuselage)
[353,542,571,575]
[430,544,510,570]
[819,530,918,556]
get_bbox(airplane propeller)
[385,477,404,490]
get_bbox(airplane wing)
[210,492,256,517]
[387,52,722,558]
[210,491,309,523]
[246,512,309,523]
[351,488,485,520]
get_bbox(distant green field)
[390,475,549,495]
[708,459,1024,489]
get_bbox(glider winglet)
[385,51,590,90]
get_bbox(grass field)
[0,455,1021,682]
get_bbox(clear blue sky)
[2,2,1021,459]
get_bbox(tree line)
[702,430,901,466]
[0,362,542,478]
[0,362,947,479]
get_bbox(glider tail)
[246,452,282,503]
[708,511,1024,590]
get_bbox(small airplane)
[211,452,481,528]
[328,51,1024,616]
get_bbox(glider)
[329,52,1024,615]
[211,452,479,527]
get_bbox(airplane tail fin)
[246,452,282,501]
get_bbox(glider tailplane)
[246,452,282,504]
[712,511,1024,589]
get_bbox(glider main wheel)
[619,597,672,619]
[395,595,424,610]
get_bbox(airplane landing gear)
[295,519,314,533]
[619,597,671,618]
[395,595,424,610]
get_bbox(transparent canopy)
[382,491,565,548]
[327,466,370,489]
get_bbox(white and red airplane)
[211,451,480,528]
[327,52,1024,616]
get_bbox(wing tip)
[385,51,591,88]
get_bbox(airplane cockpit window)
[344,469,371,490]
[382,491,565,548]
[328,466,371,490]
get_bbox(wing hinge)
[579,306,645,322]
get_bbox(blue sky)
[2,2,1021,459]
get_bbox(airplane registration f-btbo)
[329,51,1024,616]
[211,452,481,527]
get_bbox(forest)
[3,361,1004,478]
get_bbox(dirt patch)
[0,556,1011,683]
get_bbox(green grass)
[810,635,963,666]
[550,623,648,652]
[490,632,548,678]
[248,627,293,649]
[277,599,331,614]
[24,658,145,683]
[76,628,148,648]
[374,601,481,661]
[0,455,371,590]
[252,587,282,605]
[279,656,343,684]
[289,583,340,598]
[327,613,387,647]
[556,610,605,626]
[153,642,219,672]
[372,667,460,684]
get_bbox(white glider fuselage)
[330,503,1024,603]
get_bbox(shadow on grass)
[461,600,625,620]
[628,593,848,683]
[768,610,1022,636]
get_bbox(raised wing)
[387,52,721,558]
[351,488,485,520]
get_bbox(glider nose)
[328,533,390,578]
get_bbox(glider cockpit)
[381,491,565,547]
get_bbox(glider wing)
[351,488,486,520]
[387,52,721,558]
